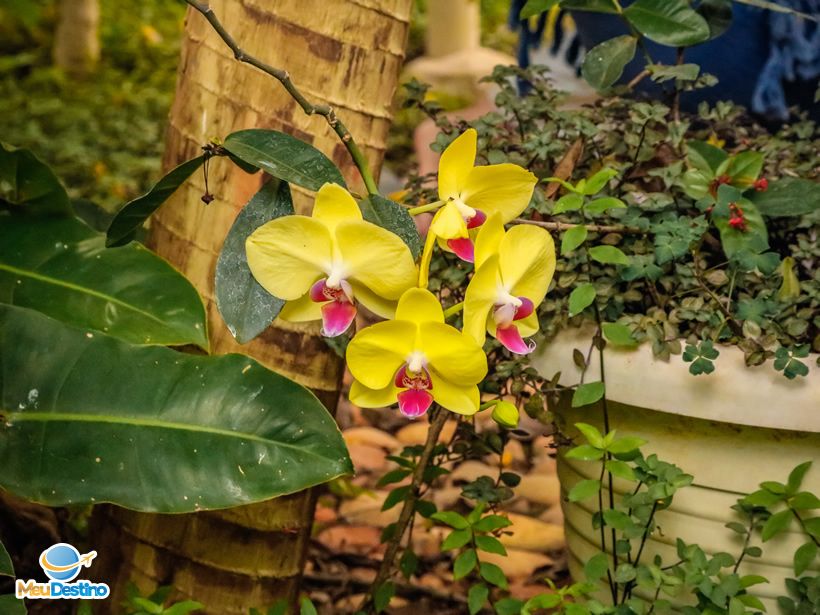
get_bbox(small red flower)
[709,174,732,197]
[728,203,747,232]
[753,178,768,192]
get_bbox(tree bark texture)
[52,0,100,76]
[90,1,411,613]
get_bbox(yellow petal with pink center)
[437,128,477,201]
[246,216,332,300]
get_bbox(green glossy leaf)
[553,193,584,213]
[0,595,26,615]
[568,479,601,502]
[479,562,508,589]
[568,283,596,316]
[790,492,820,510]
[560,0,618,14]
[215,179,293,344]
[581,35,637,90]
[787,461,812,494]
[0,216,208,349]
[374,581,395,613]
[565,445,604,461]
[589,245,630,265]
[223,129,345,192]
[473,514,512,532]
[572,382,605,408]
[608,436,647,455]
[432,510,470,529]
[761,509,792,541]
[495,598,526,615]
[794,541,817,576]
[475,535,507,556]
[696,0,733,39]
[713,199,769,261]
[606,459,637,481]
[0,541,13,577]
[585,197,626,214]
[523,594,562,615]
[584,552,610,581]
[454,549,478,580]
[603,509,633,530]
[727,151,764,186]
[442,528,473,551]
[750,177,820,217]
[0,142,71,217]
[561,225,588,255]
[623,0,710,46]
[602,323,638,347]
[359,195,422,259]
[520,0,559,19]
[575,422,605,448]
[468,583,489,615]
[648,63,701,83]
[0,304,352,512]
[583,169,619,195]
[106,156,204,247]
[300,597,318,615]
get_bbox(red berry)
[754,178,768,192]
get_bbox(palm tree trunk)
[91,1,410,612]
[52,0,100,76]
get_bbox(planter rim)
[533,326,820,433]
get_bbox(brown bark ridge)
[90,1,411,612]
[52,0,100,76]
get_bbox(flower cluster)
[245,130,554,419]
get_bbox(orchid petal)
[514,312,539,339]
[246,216,332,300]
[463,255,500,345]
[349,379,399,408]
[395,287,445,324]
[430,201,469,240]
[473,213,504,269]
[346,320,416,389]
[515,297,534,320]
[335,219,418,300]
[429,368,480,415]
[500,225,556,303]
[321,300,356,337]
[461,164,536,222]
[419,321,487,384]
[466,209,487,229]
[397,388,434,418]
[279,294,323,322]
[446,237,474,262]
[496,324,536,355]
[438,128,477,201]
[312,182,362,231]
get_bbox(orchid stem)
[361,408,449,613]
[443,301,464,319]
[408,200,444,216]
[183,0,379,195]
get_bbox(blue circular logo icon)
[40,543,82,582]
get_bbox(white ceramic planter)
[532,328,820,611]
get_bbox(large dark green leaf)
[0,142,71,216]
[0,215,208,350]
[0,540,12,577]
[0,595,26,615]
[697,0,733,39]
[623,0,710,46]
[216,179,293,344]
[0,304,352,512]
[359,195,422,259]
[223,130,345,192]
[106,156,204,247]
[581,35,637,91]
[560,0,618,13]
[751,178,820,218]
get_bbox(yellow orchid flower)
[347,288,488,418]
[420,128,536,278]
[246,183,417,337]
[463,214,555,355]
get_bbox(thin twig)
[360,408,449,613]
[513,218,645,235]
[627,69,650,90]
[183,0,379,195]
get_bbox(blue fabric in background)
[510,0,819,121]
